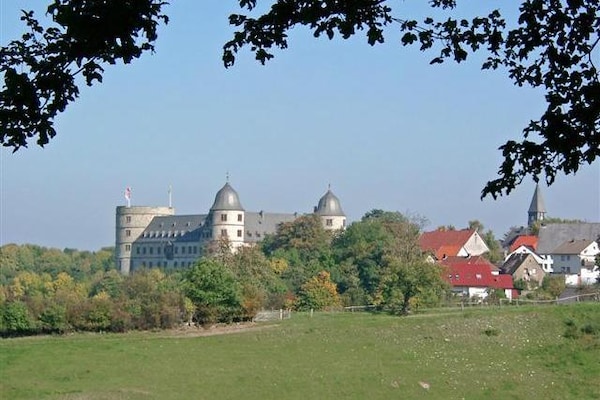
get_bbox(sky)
[1,1,599,251]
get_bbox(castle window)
[136,247,140,255]
[188,246,193,253]
[237,229,242,238]
[125,244,131,252]
[193,246,198,254]
[157,246,161,255]
[237,214,243,222]
[142,247,147,255]
[163,261,167,268]
[221,214,228,222]
[182,246,186,254]
[343,219,346,227]
[174,261,178,267]
[149,262,153,268]
[142,262,146,267]
[221,229,228,237]
[174,246,178,254]
[126,229,131,237]
[126,216,131,223]
[326,219,333,226]
[149,247,153,255]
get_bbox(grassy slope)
[1,304,599,400]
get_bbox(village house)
[501,253,546,290]
[418,229,490,261]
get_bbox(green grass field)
[1,304,599,400]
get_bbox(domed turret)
[210,182,245,249]
[316,189,345,216]
[315,187,346,230]
[211,182,244,211]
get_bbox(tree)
[295,271,341,311]
[3,2,597,196]
[224,1,600,198]
[183,259,243,325]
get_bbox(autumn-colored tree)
[295,271,341,311]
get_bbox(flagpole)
[168,185,172,208]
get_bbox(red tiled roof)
[444,263,514,289]
[441,255,500,272]
[509,235,538,253]
[419,229,475,259]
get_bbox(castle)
[115,182,346,274]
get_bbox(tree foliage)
[224,0,600,197]
[0,0,168,150]
[2,1,597,195]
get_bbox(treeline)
[0,211,450,337]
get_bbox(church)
[115,182,346,274]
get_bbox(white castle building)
[115,182,346,274]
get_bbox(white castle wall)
[115,206,174,275]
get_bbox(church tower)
[528,183,547,227]
[209,181,245,249]
[315,186,346,231]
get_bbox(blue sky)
[1,1,599,251]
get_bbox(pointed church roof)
[528,184,546,214]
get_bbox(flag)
[125,187,131,200]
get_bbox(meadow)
[1,304,599,400]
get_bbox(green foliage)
[513,278,528,292]
[0,301,36,336]
[541,275,566,298]
[184,259,243,325]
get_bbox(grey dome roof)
[210,183,244,211]
[315,189,345,216]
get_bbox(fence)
[253,309,292,322]
[499,292,600,306]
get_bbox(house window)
[157,247,161,255]
[238,214,243,222]
[149,262,153,268]
[174,261,178,267]
[125,244,131,252]
[163,261,167,268]
[136,247,140,255]
[142,247,146,255]
[149,247,153,255]
[126,216,131,223]
[193,246,198,254]
[221,229,228,237]
[188,246,192,253]
[174,246,178,254]
[125,229,131,237]
[142,262,146,267]
[326,219,333,226]
[237,229,242,238]
[182,246,186,254]
[221,214,227,222]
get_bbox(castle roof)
[315,189,345,217]
[211,182,244,211]
[244,211,298,242]
[136,214,207,242]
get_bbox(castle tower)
[315,186,346,231]
[528,183,547,228]
[209,182,245,249]
[115,205,174,274]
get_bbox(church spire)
[528,183,547,227]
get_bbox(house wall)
[514,256,545,289]
[463,231,490,256]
